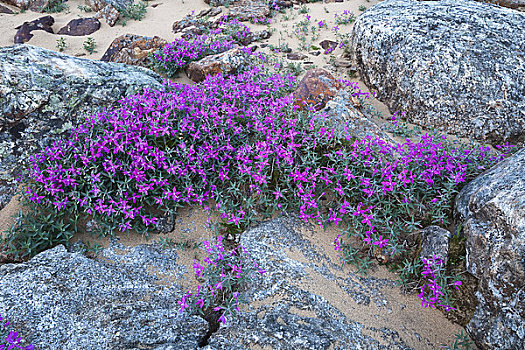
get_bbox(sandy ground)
[0,0,476,348]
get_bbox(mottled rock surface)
[419,226,451,267]
[0,244,208,349]
[207,217,462,349]
[455,147,525,349]
[94,4,120,27]
[228,0,270,22]
[186,48,247,83]
[0,45,163,210]
[352,0,525,145]
[318,89,392,142]
[14,15,54,44]
[85,0,132,11]
[293,68,341,111]
[100,33,167,66]
[57,17,101,36]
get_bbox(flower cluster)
[334,10,356,26]
[418,255,462,311]
[12,66,512,264]
[178,236,265,324]
[152,33,234,78]
[0,315,34,350]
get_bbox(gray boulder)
[0,45,163,210]
[351,0,525,145]
[0,244,207,349]
[207,217,464,349]
[455,147,525,349]
[318,89,393,142]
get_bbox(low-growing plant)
[298,5,309,14]
[5,63,513,317]
[78,5,92,12]
[359,5,367,12]
[335,10,356,26]
[152,33,234,78]
[83,37,97,54]
[0,314,34,350]
[119,1,147,26]
[178,236,265,325]
[43,0,69,13]
[442,330,474,350]
[56,37,67,52]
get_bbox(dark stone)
[455,147,525,349]
[57,17,101,36]
[0,4,14,13]
[14,15,54,44]
[287,52,307,60]
[352,0,525,145]
[319,39,338,53]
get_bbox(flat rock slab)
[0,45,163,210]
[455,147,525,349]
[208,217,466,349]
[352,0,525,145]
[0,244,207,349]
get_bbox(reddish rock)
[186,48,247,83]
[293,68,341,111]
[100,33,167,67]
[94,4,120,27]
[57,18,101,36]
[14,15,54,44]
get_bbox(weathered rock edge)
[455,147,525,349]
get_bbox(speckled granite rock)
[207,217,462,349]
[455,147,525,349]
[318,89,392,142]
[419,226,451,267]
[352,0,525,145]
[0,244,207,349]
[186,48,247,83]
[94,4,120,27]
[0,45,163,210]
